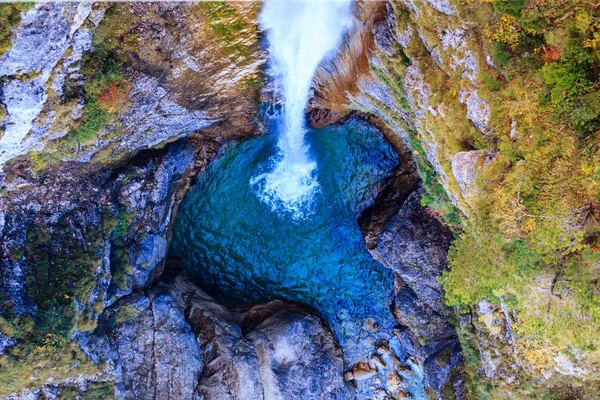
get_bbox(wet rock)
[247,310,350,399]
[374,388,393,400]
[376,341,392,355]
[364,188,463,398]
[352,361,377,381]
[371,354,387,370]
[371,189,453,307]
[393,285,455,342]
[359,134,419,250]
[423,339,464,395]
[386,372,402,391]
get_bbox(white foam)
[253,0,352,218]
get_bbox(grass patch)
[0,3,34,55]
[0,342,106,398]
[114,305,140,324]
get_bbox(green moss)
[194,2,259,65]
[0,316,15,337]
[18,205,131,346]
[0,342,106,398]
[79,381,115,399]
[113,206,136,240]
[0,3,34,55]
[114,305,141,324]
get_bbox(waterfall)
[251,0,352,219]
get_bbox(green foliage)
[0,342,105,398]
[0,3,34,55]
[91,3,138,60]
[484,0,600,137]
[68,3,136,146]
[563,248,600,322]
[195,1,258,64]
[373,0,600,395]
[491,0,525,17]
[34,300,75,347]
[541,25,600,136]
[113,206,136,242]
[114,305,140,324]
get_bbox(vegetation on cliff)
[0,3,33,55]
[444,0,600,351]
[345,0,600,397]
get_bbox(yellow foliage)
[486,14,522,50]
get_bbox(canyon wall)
[312,0,600,398]
[1,1,599,399]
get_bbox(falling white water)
[251,0,352,219]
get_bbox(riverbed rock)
[362,186,463,398]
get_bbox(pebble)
[386,372,402,391]
[371,353,387,370]
[352,361,377,380]
[375,341,392,355]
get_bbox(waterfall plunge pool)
[168,117,414,368]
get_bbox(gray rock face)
[366,188,464,398]
[0,332,15,355]
[171,277,353,400]
[393,285,455,342]
[0,139,197,323]
[372,189,453,307]
[246,311,349,400]
[112,292,203,400]
[425,0,457,15]
[83,276,352,400]
[0,2,93,167]
[114,75,215,158]
[451,150,495,198]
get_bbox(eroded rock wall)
[82,276,352,400]
[0,3,265,396]
[312,0,600,397]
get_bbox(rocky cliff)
[312,0,600,398]
[1,1,599,399]
[0,2,266,397]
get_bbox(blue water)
[169,118,401,361]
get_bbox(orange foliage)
[542,46,561,63]
[97,81,131,113]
